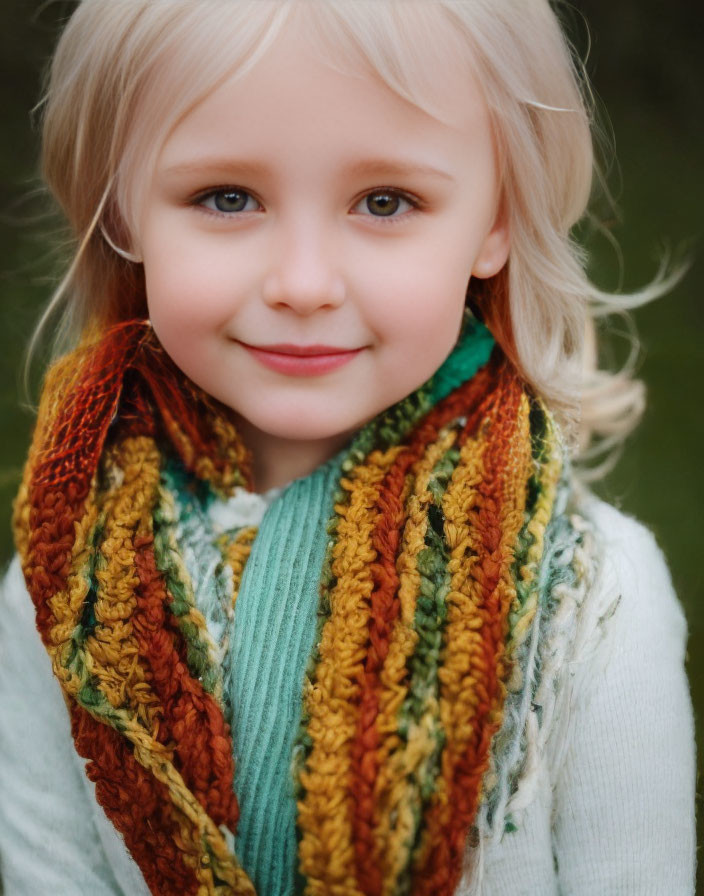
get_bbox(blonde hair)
[33,0,678,474]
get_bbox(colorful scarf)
[13,311,568,896]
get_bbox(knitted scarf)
[13,311,569,896]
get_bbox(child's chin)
[232,404,366,444]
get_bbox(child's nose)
[261,222,346,315]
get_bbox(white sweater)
[0,491,697,895]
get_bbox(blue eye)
[199,189,259,214]
[354,190,416,218]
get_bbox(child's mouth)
[236,341,364,376]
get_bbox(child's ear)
[471,202,510,280]
[100,199,143,264]
[100,223,142,264]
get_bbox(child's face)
[137,17,508,465]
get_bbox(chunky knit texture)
[164,451,346,893]
[12,310,585,896]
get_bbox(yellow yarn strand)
[297,445,403,896]
[160,401,249,494]
[403,431,484,869]
[506,411,563,663]
[205,411,252,493]
[155,481,231,706]
[223,526,258,610]
[413,396,533,868]
[120,723,255,896]
[46,487,99,656]
[372,426,459,893]
[85,437,162,726]
[58,437,255,895]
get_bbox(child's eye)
[193,187,418,219]
[353,190,417,219]
[197,188,261,214]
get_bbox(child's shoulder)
[550,483,691,742]
[572,485,688,647]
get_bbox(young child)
[0,1,696,894]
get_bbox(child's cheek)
[355,235,470,356]
[141,221,256,330]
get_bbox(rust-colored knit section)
[133,531,239,830]
[411,364,526,896]
[14,322,253,893]
[70,704,201,895]
[350,360,500,895]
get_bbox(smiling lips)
[237,341,364,376]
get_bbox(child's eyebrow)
[161,156,455,183]
[162,158,271,179]
[342,158,455,183]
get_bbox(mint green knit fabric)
[227,453,344,894]
[164,316,495,893]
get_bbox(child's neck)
[233,416,354,493]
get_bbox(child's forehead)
[226,15,472,118]
[160,2,477,134]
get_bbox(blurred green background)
[1,0,701,889]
